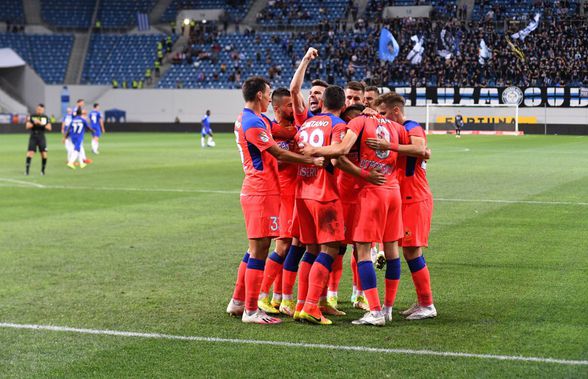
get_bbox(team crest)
[259,131,269,143]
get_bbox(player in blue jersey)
[89,103,105,154]
[65,109,94,169]
[201,110,215,147]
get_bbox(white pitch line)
[0,180,586,206]
[0,178,45,188]
[0,322,586,366]
[435,198,588,206]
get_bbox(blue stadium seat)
[41,0,95,29]
[161,0,253,23]
[0,33,73,83]
[0,0,25,23]
[98,0,157,28]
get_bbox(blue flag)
[379,28,399,63]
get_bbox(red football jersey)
[294,113,344,202]
[234,108,280,196]
[293,105,314,127]
[347,115,402,189]
[271,121,298,196]
[396,120,433,203]
[333,122,361,202]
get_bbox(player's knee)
[402,246,422,260]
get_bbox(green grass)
[0,133,587,378]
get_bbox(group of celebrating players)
[227,47,437,326]
[24,99,105,175]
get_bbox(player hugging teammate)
[227,48,437,326]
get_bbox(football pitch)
[0,132,587,378]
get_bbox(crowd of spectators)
[171,3,587,88]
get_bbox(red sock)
[364,288,382,312]
[412,266,433,306]
[244,257,265,312]
[384,279,400,307]
[328,254,343,292]
[260,253,283,294]
[231,253,249,302]
[350,253,359,288]
[282,269,297,296]
[305,262,331,305]
[273,269,283,296]
[297,261,312,303]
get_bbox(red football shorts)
[278,193,295,239]
[342,201,357,245]
[353,187,403,243]
[240,194,280,239]
[400,197,433,247]
[294,198,345,245]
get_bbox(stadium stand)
[256,0,350,27]
[364,0,458,23]
[97,0,157,29]
[158,29,369,89]
[160,0,253,23]
[472,0,581,22]
[0,33,73,83]
[82,34,174,85]
[0,0,25,24]
[41,0,95,29]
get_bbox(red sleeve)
[294,106,311,127]
[332,122,348,144]
[408,125,426,139]
[244,126,277,152]
[346,117,364,136]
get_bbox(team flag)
[407,35,425,65]
[379,28,400,63]
[478,39,492,65]
[511,13,541,41]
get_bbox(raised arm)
[290,47,318,115]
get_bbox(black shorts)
[28,135,47,152]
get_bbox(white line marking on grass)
[0,178,45,188]
[435,198,588,206]
[0,322,586,366]
[1,180,586,206]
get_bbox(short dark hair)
[322,85,345,111]
[93,103,99,108]
[75,107,82,116]
[345,81,365,93]
[374,92,405,108]
[271,87,291,105]
[242,76,270,102]
[76,99,84,103]
[364,85,379,93]
[341,103,365,119]
[311,79,328,88]
[37,103,45,108]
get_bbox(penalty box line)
[0,322,587,366]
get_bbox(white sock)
[327,290,338,298]
[68,150,79,165]
[80,146,87,161]
[91,139,98,153]
[352,285,358,297]
[207,136,213,144]
[258,292,268,300]
[201,137,205,147]
[282,294,293,301]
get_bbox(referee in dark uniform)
[455,113,464,138]
[25,104,52,175]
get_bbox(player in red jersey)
[290,47,328,126]
[344,81,365,107]
[327,103,370,312]
[302,110,425,325]
[226,77,324,324]
[256,87,302,315]
[289,85,354,325]
[366,92,437,320]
